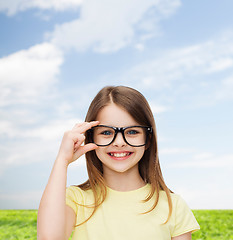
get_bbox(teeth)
[110,152,130,157]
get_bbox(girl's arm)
[172,232,192,240]
[37,121,99,240]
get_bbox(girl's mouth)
[107,152,133,159]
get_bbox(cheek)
[139,152,145,161]
[137,147,146,160]
[94,148,105,163]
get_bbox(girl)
[37,86,200,240]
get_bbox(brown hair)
[77,86,172,225]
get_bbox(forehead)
[96,103,139,127]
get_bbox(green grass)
[0,210,232,239]
[192,210,233,240]
[0,210,37,240]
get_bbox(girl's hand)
[57,121,99,166]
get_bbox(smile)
[108,152,132,158]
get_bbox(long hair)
[77,86,172,225]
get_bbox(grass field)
[0,210,232,239]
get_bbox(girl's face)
[95,103,146,177]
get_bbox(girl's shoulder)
[160,191,196,220]
[66,185,93,198]
[158,190,191,212]
[66,185,95,214]
[66,185,94,204]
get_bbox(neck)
[103,165,146,192]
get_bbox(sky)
[0,0,233,210]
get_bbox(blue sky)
[0,0,233,210]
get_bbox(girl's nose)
[112,132,126,147]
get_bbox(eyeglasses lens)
[92,126,148,146]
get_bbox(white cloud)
[24,118,82,140]
[0,117,82,140]
[0,0,83,16]
[206,58,233,73]
[0,42,63,106]
[121,31,233,93]
[50,0,181,53]
[149,102,168,114]
[162,150,233,209]
[215,75,233,100]
[174,185,233,209]
[0,136,57,172]
[0,190,42,209]
[160,147,194,155]
[0,41,67,174]
[167,152,233,168]
[0,118,83,174]
[134,43,145,51]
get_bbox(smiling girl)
[37,86,200,240]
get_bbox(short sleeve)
[66,186,83,215]
[172,195,200,237]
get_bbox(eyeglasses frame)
[88,125,152,147]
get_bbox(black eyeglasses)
[88,125,152,147]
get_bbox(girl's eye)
[101,130,113,136]
[127,130,139,135]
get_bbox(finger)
[73,133,85,147]
[72,122,89,129]
[74,143,98,159]
[63,131,85,147]
[73,121,99,134]
[73,121,97,129]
